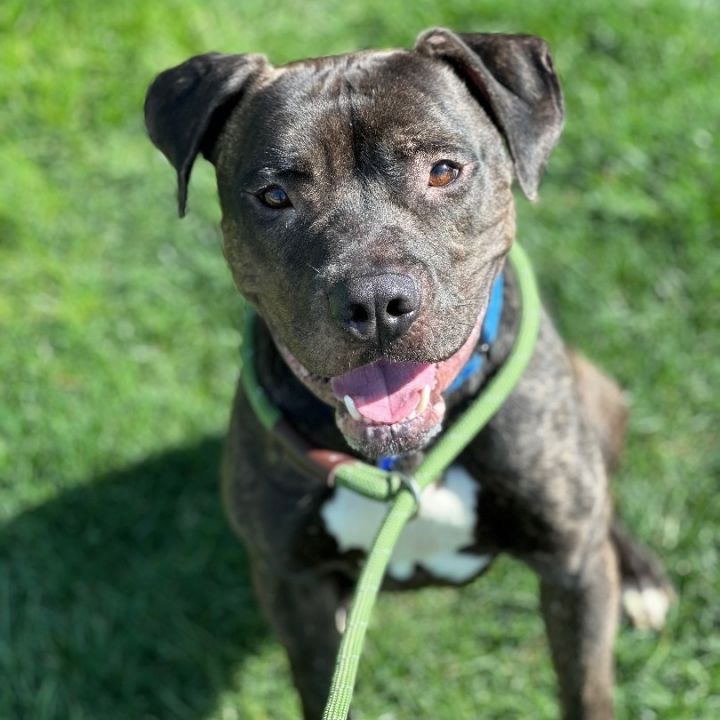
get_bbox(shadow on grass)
[1,437,269,720]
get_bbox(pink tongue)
[331,360,436,424]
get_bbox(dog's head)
[145,29,563,458]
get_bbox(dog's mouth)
[274,310,484,458]
[330,358,447,458]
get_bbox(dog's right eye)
[428,161,461,188]
[259,185,292,209]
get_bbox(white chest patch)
[321,465,491,583]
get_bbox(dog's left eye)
[259,185,292,209]
[428,161,460,188]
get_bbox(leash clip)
[390,472,422,518]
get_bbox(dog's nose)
[329,273,420,343]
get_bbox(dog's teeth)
[343,395,362,421]
[416,385,431,415]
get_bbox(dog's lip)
[330,360,437,425]
[272,306,485,453]
[329,310,484,428]
[336,393,446,458]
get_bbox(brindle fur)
[146,28,672,720]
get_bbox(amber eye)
[428,161,460,188]
[259,185,292,209]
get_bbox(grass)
[1,0,718,717]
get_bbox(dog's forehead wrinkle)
[248,53,486,178]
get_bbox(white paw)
[622,585,672,630]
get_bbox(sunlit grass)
[1,1,718,718]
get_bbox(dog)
[145,28,674,719]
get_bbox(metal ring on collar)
[391,472,422,516]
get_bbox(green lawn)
[1,1,718,718]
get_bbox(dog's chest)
[321,465,491,583]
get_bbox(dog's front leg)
[251,562,349,720]
[538,534,619,720]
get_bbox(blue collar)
[377,270,505,471]
[444,270,504,394]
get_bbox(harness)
[240,243,541,720]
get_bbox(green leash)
[241,243,542,719]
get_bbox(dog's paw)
[621,583,674,630]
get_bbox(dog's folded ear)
[415,29,564,200]
[144,53,268,217]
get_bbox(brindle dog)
[145,29,673,719]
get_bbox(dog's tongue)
[331,360,436,424]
